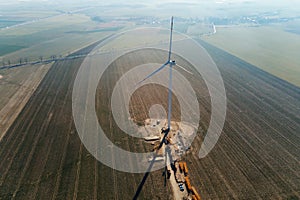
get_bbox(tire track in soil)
[51,130,70,200]
[72,64,89,200]
[11,112,54,199]
[0,79,56,190]
[13,56,73,199]
[36,39,109,200]
[72,144,82,200]
[17,60,72,199]
[0,64,65,198]
[52,57,84,200]
[50,60,78,199]
[0,64,58,171]
[31,136,55,200]
[76,56,102,200]
[226,110,300,197]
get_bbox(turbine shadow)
[132,130,170,200]
[132,153,158,200]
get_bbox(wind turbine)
[137,17,192,185]
[137,16,191,139]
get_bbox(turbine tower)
[137,16,193,186]
[137,16,190,139]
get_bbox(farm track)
[0,38,299,200]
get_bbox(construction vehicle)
[185,176,192,191]
[178,183,184,191]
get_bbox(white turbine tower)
[137,16,192,185]
[137,16,191,138]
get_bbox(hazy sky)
[0,0,297,4]
[1,0,299,16]
[0,0,298,7]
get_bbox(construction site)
[142,118,201,200]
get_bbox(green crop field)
[0,14,92,36]
[0,45,26,56]
[202,25,300,87]
[2,32,112,63]
[0,14,122,64]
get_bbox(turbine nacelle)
[169,60,176,65]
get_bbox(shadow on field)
[132,154,158,200]
[132,131,170,200]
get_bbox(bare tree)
[51,55,57,61]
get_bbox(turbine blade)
[136,62,169,85]
[168,16,174,62]
[175,64,193,74]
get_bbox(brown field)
[0,63,51,140]
[0,37,300,200]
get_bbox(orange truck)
[184,176,192,191]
